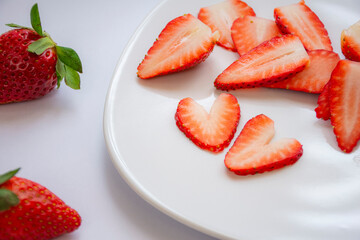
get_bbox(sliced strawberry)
[274,0,332,51]
[231,16,282,56]
[266,50,340,93]
[315,83,330,120]
[225,114,303,176]
[198,0,255,52]
[137,14,220,79]
[214,34,309,90]
[175,93,240,152]
[329,60,360,153]
[341,20,360,62]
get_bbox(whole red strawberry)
[0,4,82,104]
[0,168,81,240]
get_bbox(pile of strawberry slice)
[137,0,360,175]
[316,60,360,153]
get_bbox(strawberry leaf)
[56,46,83,73]
[56,71,62,88]
[64,65,80,89]
[0,168,20,185]
[0,189,19,211]
[5,23,32,30]
[28,37,55,55]
[56,58,81,89]
[56,60,66,88]
[30,3,43,36]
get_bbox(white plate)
[104,0,360,239]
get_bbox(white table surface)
[0,1,217,239]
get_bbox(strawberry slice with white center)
[198,0,255,52]
[266,50,340,93]
[329,60,360,153]
[225,114,303,176]
[175,93,240,153]
[231,16,282,56]
[274,0,332,51]
[315,83,331,120]
[341,20,360,62]
[137,14,220,79]
[214,34,309,90]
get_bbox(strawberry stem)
[5,3,83,90]
[28,37,56,54]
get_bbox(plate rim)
[103,0,228,238]
[103,0,360,239]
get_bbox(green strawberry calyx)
[6,3,82,90]
[0,168,20,211]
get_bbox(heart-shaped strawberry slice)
[175,93,240,153]
[225,114,303,175]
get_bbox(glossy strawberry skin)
[228,152,302,176]
[315,83,330,120]
[0,176,81,240]
[0,29,57,104]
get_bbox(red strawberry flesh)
[231,16,282,56]
[214,34,309,90]
[175,93,240,152]
[198,0,256,51]
[341,20,360,62]
[137,14,219,79]
[266,50,339,93]
[0,29,57,104]
[225,114,303,175]
[315,83,331,120]
[329,60,360,153]
[274,0,332,51]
